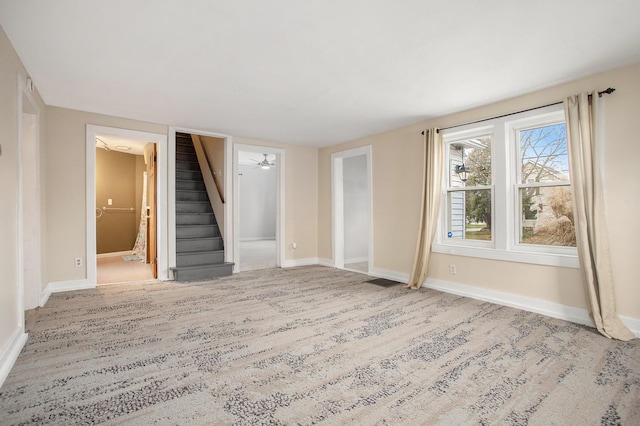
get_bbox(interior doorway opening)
[95,136,156,285]
[86,125,168,286]
[19,79,41,310]
[332,146,373,274]
[233,144,285,273]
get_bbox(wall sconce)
[455,164,469,182]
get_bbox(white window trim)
[433,105,579,269]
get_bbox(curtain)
[407,128,443,290]
[131,171,148,261]
[564,93,634,340]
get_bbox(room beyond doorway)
[331,145,373,274]
[97,252,154,285]
[233,144,285,273]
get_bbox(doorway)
[18,78,41,310]
[332,146,372,274]
[86,126,168,285]
[233,144,285,272]
[94,137,155,284]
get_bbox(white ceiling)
[1,1,639,148]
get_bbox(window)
[445,132,493,244]
[433,106,578,268]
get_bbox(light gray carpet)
[1,266,639,425]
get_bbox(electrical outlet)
[75,257,83,267]
[449,264,457,275]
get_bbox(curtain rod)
[421,88,615,135]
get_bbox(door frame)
[17,75,42,309]
[331,145,373,272]
[86,125,168,282]
[233,144,285,273]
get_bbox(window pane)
[520,123,569,183]
[447,189,492,241]
[449,136,491,187]
[520,186,575,246]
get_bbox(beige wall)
[234,137,318,261]
[201,136,226,200]
[319,62,640,321]
[95,148,140,254]
[0,25,47,359]
[45,107,166,282]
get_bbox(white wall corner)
[39,288,51,307]
[317,258,335,268]
[0,328,28,388]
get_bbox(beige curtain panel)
[564,93,634,341]
[407,129,443,290]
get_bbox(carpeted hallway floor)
[1,266,639,425]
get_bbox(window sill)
[431,244,580,268]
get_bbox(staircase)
[172,132,233,281]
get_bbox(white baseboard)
[369,267,410,284]
[317,258,334,268]
[344,256,368,264]
[281,258,320,268]
[97,251,132,259]
[620,315,640,338]
[0,328,28,388]
[363,268,640,338]
[45,279,95,295]
[423,277,595,328]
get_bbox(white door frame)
[169,128,234,272]
[17,75,42,310]
[233,144,285,273]
[86,125,169,283]
[331,145,373,272]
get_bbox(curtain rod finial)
[598,87,615,97]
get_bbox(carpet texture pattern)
[1,266,639,425]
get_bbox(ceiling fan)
[252,153,275,170]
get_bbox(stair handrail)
[191,134,226,241]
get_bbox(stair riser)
[176,170,203,181]
[176,180,206,191]
[176,152,197,162]
[173,263,233,281]
[176,214,215,226]
[176,191,209,202]
[177,238,223,252]
[176,226,220,239]
[176,143,195,154]
[177,251,225,267]
[176,161,200,171]
[177,202,212,214]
